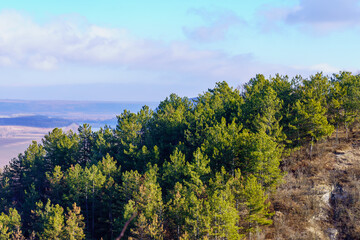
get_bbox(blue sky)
[0,0,359,101]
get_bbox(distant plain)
[0,100,158,168]
[0,125,77,167]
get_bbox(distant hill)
[0,115,73,128]
[0,99,159,128]
[0,100,158,120]
[78,117,118,129]
[0,100,159,166]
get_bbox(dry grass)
[264,128,360,239]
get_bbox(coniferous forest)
[1,72,360,239]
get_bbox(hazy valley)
[0,99,157,167]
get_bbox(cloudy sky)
[0,0,359,101]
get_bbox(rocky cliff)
[266,131,360,240]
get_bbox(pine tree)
[62,163,106,238]
[331,72,360,138]
[2,141,46,208]
[42,128,80,170]
[64,164,85,205]
[147,94,193,163]
[122,165,165,239]
[46,165,64,204]
[241,175,273,238]
[162,148,188,191]
[328,79,345,142]
[273,75,303,148]
[165,149,211,239]
[96,154,120,239]
[293,73,334,154]
[186,148,211,186]
[238,129,283,189]
[0,208,23,240]
[181,158,211,239]
[294,95,334,155]
[78,124,94,166]
[242,74,285,142]
[84,165,106,238]
[208,168,242,240]
[63,203,85,240]
[33,199,65,240]
[201,117,242,174]
[186,81,243,152]
[166,182,188,239]
[91,127,115,163]
[115,106,153,172]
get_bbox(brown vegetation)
[265,129,360,240]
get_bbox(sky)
[0,0,359,101]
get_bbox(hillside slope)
[267,131,360,240]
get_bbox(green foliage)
[42,128,80,169]
[295,73,334,144]
[32,199,85,240]
[91,126,114,162]
[46,165,64,202]
[186,148,211,186]
[202,117,242,174]
[294,97,334,143]
[97,153,118,177]
[208,169,243,240]
[241,175,273,235]
[116,106,153,172]
[271,75,303,147]
[148,94,193,163]
[4,141,46,205]
[238,129,283,188]
[166,183,188,239]
[123,165,165,239]
[0,208,23,240]
[2,73,358,239]
[33,199,65,240]
[330,72,360,137]
[186,81,243,151]
[78,124,94,165]
[63,203,85,240]
[162,148,188,191]
[242,74,284,141]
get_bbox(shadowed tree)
[115,106,153,172]
[78,124,94,166]
[148,94,193,164]
[42,128,79,170]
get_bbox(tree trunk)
[116,211,138,240]
[85,184,89,235]
[109,202,113,240]
[92,180,95,238]
[310,137,313,159]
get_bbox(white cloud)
[28,55,58,70]
[0,9,346,93]
[292,63,341,74]
[0,56,12,66]
[0,11,138,67]
[307,63,341,73]
[260,0,360,33]
[0,11,258,82]
[183,8,246,42]
[286,0,360,25]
